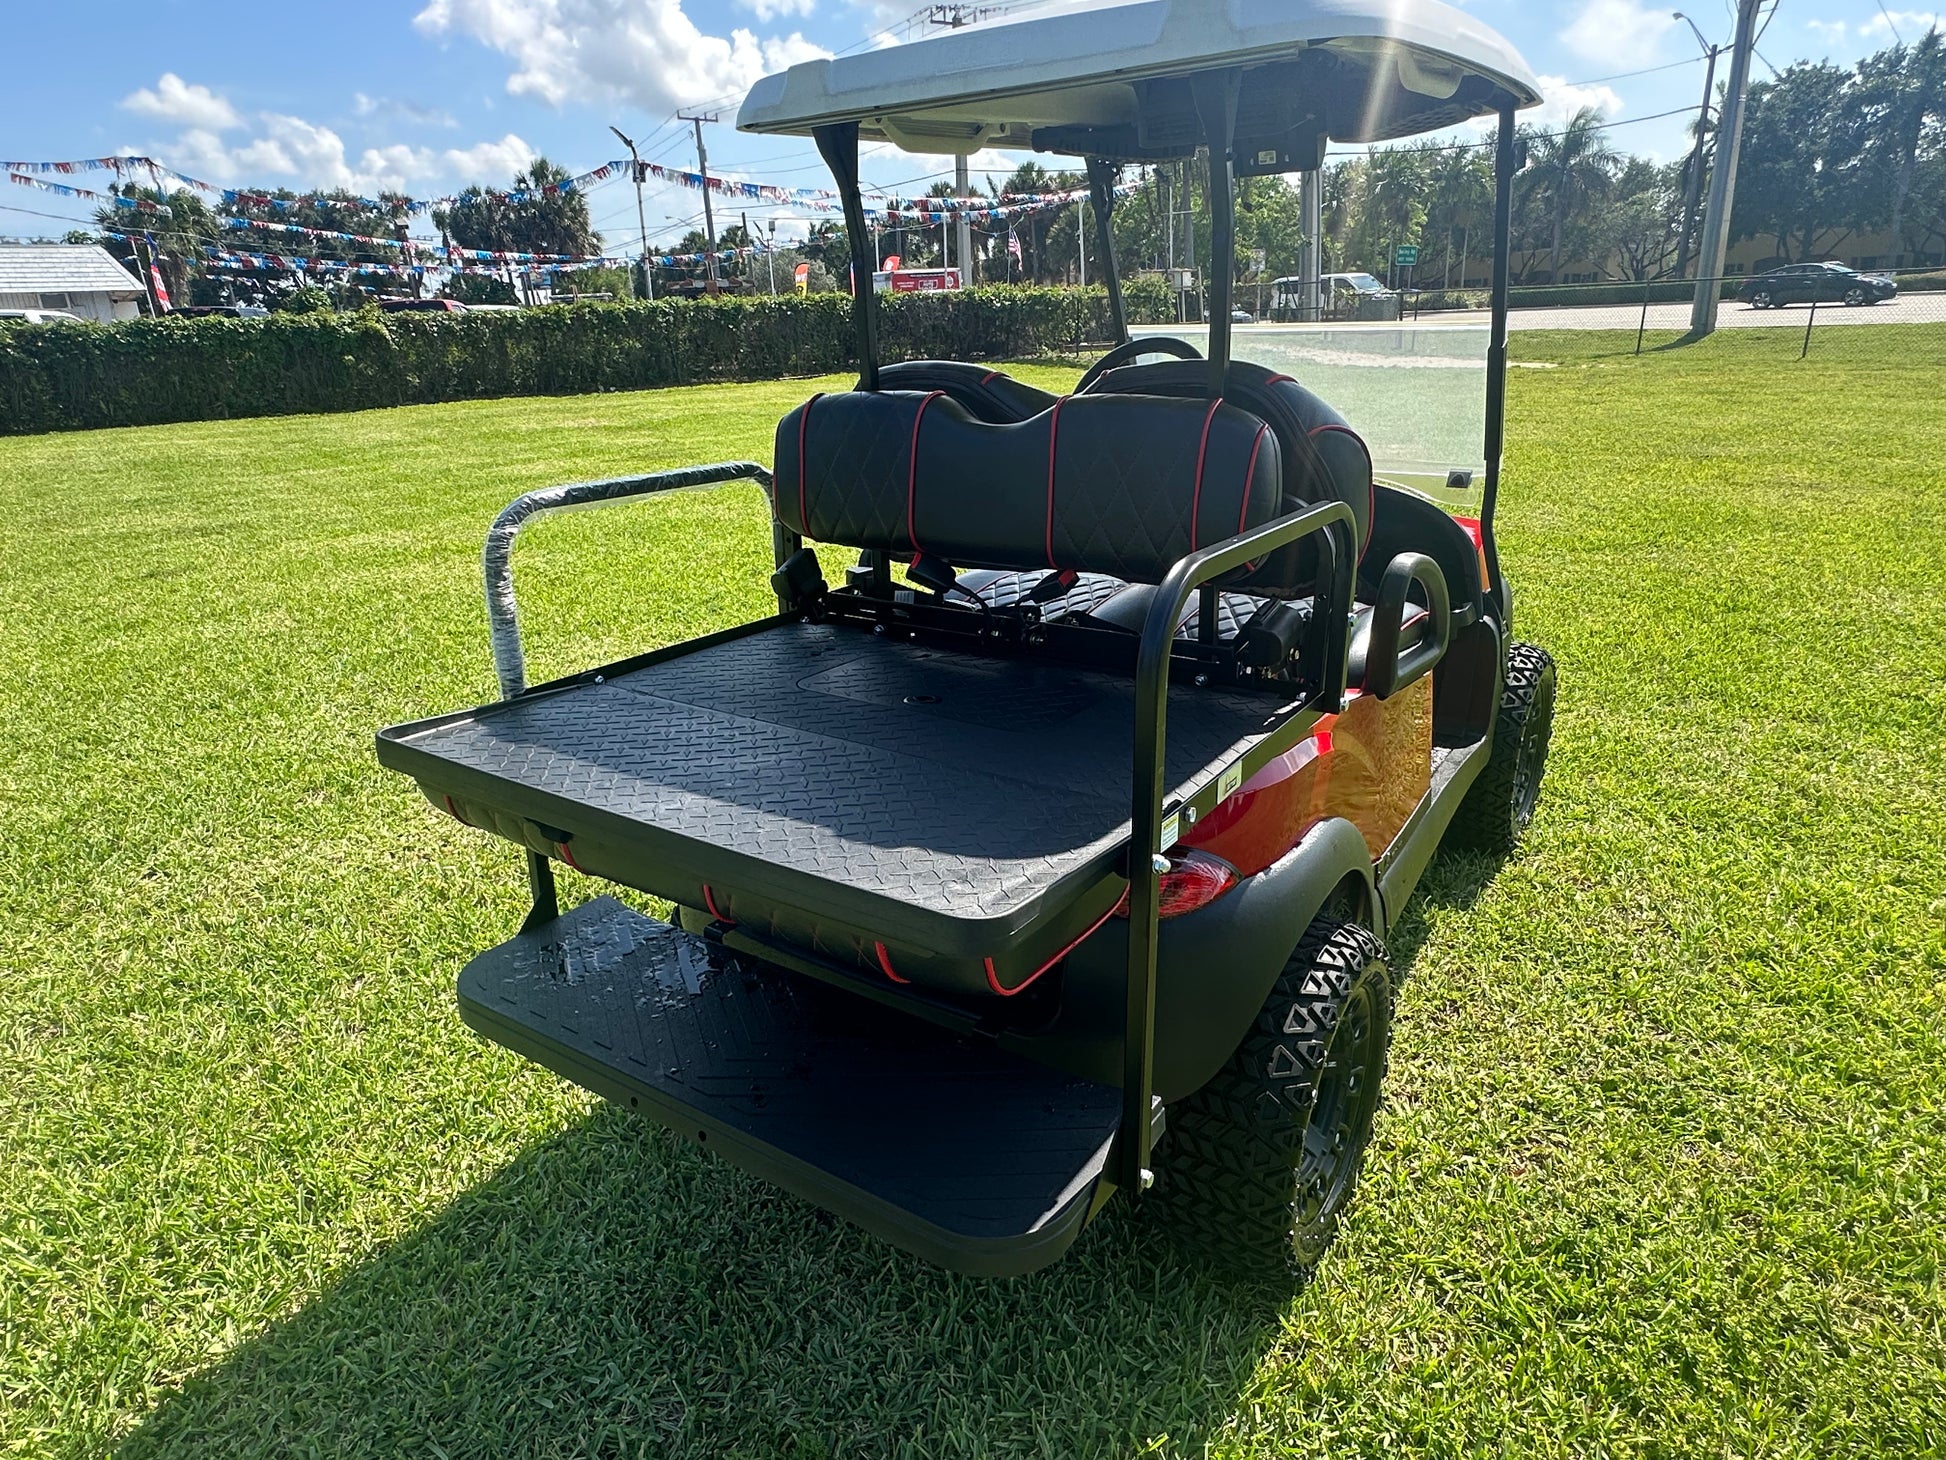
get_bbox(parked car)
[1230,307,1254,323]
[178,303,270,319]
[1322,272,1403,321]
[378,298,468,313]
[1742,261,1897,309]
[0,308,85,324]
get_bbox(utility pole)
[608,124,655,301]
[1671,15,1720,281]
[679,109,722,294]
[1078,195,1086,287]
[1299,168,1321,321]
[1689,0,1761,336]
[955,156,973,284]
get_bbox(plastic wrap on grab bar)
[482,462,774,699]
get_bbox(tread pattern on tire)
[1157,918,1392,1279]
[1446,639,1556,855]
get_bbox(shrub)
[0,286,1128,435]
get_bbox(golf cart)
[377,0,1554,1279]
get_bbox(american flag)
[1007,229,1021,262]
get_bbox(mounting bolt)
[1194,673,1209,687]
[1183,806,1198,825]
[1150,853,1171,874]
[1140,1168,1155,1190]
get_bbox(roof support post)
[1482,101,1515,581]
[815,122,881,390]
[1191,69,1241,400]
[1085,157,1129,345]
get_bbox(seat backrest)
[774,390,1322,594]
[1090,359,1373,562]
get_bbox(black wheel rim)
[1293,979,1382,1250]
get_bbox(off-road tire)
[1157,919,1392,1281]
[1447,641,1557,855]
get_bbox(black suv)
[1742,261,1898,309]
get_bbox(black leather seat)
[775,389,1313,594]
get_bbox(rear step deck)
[379,620,1284,954]
[460,896,1127,1275]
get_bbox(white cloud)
[353,92,459,127]
[120,74,241,132]
[1860,9,1944,38]
[414,0,832,114]
[1560,0,1677,70]
[136,109,539,194]
[1529,75,1626,130]
[737,0,815,18]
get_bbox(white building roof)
[0,244,146,296]
[738,0,1540,152]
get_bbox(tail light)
[1114,849,1240,920]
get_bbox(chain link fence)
[1386,267,1946,356]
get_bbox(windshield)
[1129,322,1491,512]
[1337,273,1385,293]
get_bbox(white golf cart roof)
[738,0,1541,153]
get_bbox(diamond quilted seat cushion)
[773,389,1341,598]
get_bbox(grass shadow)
[120,1105,1293,1459]
[1384,846,1510,978]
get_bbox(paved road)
[1382,295,1940,331]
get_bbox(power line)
[1567,54,1706,86]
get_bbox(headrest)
[1090,360,1373,560]
[876,360,1057,423]
[774,390,1322,595]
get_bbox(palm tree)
[1524,108,1619,282]
[1424,146,1493,288]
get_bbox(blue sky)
[2,0,1938,251]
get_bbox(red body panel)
[1183,674,1434,874]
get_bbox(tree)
[1854,30,1946,258]
[435,157,600,259]
[1423,146,1493,287]
[1599,157,1684,281]
[1731,61,1870,263]
[1523,108,1620,282]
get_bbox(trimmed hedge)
[0,286,1122,435]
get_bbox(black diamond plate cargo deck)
[378,620,1288,954]
[459,896,1126,1274]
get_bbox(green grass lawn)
[3,328,1944,1458]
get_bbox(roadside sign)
[1394,244,1420,266]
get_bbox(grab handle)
[1361,552,1451,700]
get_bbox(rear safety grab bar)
[484,461,774,700]
[478,460,774,929]
[1361,551,1452,701]
[1121,498,1356,1193]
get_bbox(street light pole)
[609,125,655,302]
[679,110,723,295]
[1689,0,1762,336]
[1671,15,1720,281]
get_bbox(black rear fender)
[1001,817,1376,1101]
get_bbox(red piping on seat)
[1239,423,1269,533]
[872,941,912,984]
[981,370,1001,385]
[1044,396,1067,568]
[702,883,735,925]
[1189,398,1222,550]
[442,794,472,827]
[1264,372,1296,386]
[796,392,824,537]
[905,390,945,552]
[556,840,584,873]
[985,900,1121,996]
